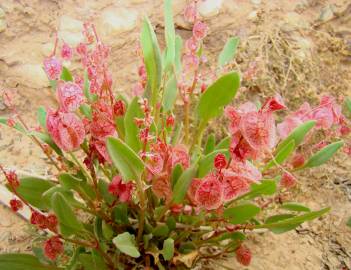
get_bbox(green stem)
[136,175,146,243]
[190,120,207,152]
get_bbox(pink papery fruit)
[187,178,202,205]
[195,174,223,210]
[170,145,190,169]
[46,109,85,152]
[90,101,116,139]
[57,82,84,112]
[229,160,262,183]
[310,106,334,129]
[147,153,164,175]
[236,245,252,266]
[61,43,73,60]
[43,57,62,80]
[277,116,303,139]
[193,21,208,40]
[183,3,197,23]
[152,175,172,202]
[221,170,250,202]
[240,111,276,150]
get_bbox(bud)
[113,100,126,117]
[235,245,252,266]
[183,3,197,23]
[9,199,23,212]
[7,118,16,128]
[43,57,62,80]
[5,171,20,189]
[185,37,198,53]
[214,153,227,170]
[46,214,58,232]
[291,153,305,168]
[193,21,208,40]
[30,211,47,229]
[280,172,297,189]
[166,115,175,128]
[201,83,207,93]
[61,43,73,60]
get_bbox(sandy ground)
[0,0,350,269]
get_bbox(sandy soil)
[0,0,350,269]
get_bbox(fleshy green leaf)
[263,140,295,171]
[113,232,140,258]
[161,238,174,261]
[172,165,198,204]
[198,149,229,178]
[230,179,277,202]
[265,214,297,234]
[204,134,216,155]
[106,137,144,182]
[0,254,61,270]
[37,107,47,130]
[162,75,177,112]
[171,164,183,188]
[197,72,240,122]
[58,173,95,200]
[164,0,175,71]
[174,35,183,74]
[8,177,55,210]
[218,37,239,67]
[224,203,261,224]
[215,136,231,150]
[61,66,73,81]
[112,204,129,225]
[79,104,92,120]
[124,98,143,152]
[51,192,85,236]
[78,251,108,270]
[276,120,316,152]
[281,203,311,212]
[302,140,343,168]
[141,17,162,107]
[152,225,169,237]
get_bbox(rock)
[198,0,223,18]
[12,64,49,89]
[0,8,5,19]
[0,19,6,32]
[281,12,310,31]
[319,5,335,22]
[248,10,259,21]
[58,15,84,47]
[41,42,55,57]
[251,0,261,4]
[98,7,138,37]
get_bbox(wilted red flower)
[214,153,227,170]
[240,111,276,150]
[230,133,260,161]
[46,214,58,232]
[47,109,85,152]
[152,175,172,202]
[113,100,126,117]
[9,199,23,212]
[193,21,208,40]
[280,172,296,189]
[57,82,84,112]
[183,2,197,23]
[170,145,190,169]
[108,176,134,202]
[5,171,20,189]
[221,170,250,201]
[43,57,62,80]
[236,245,252,266]
[291,153,305,168]
[44,236,64,261]
[195,174,223,210]
[61,43,73,60]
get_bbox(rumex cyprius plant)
[0,1,350,269]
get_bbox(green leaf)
[172,165,198,204]
[112,204,129,225]
[303,140,343,168]
[98,180,115,205]
[276,120,316,152]
[161,238,174,261]
[29,131,63,156]
[51,192,85,236]
[162,75,177,112]
[263,140,295,171]
[265,214,297,234]
[218,37,240,67]
[164,0,175,71]
[124,97,143,152]
[79,104,92,120]
[152,225,169,237]
[224,203,261,224]
[197,72,240,122]
[106,137,144,181]
[215,136,231,150]
[166,216,176,231]
[37,107,47,130]
[9,177,54,210]
[204,134,216,155]
[0,117,27,134]
[0,254,61,270]
[113,232,140,258]
[42,186,84,209]
[102,220,114,240]
[61,66,73,81]
[174,35,183,74]
[79,251,108,270]
[209,231,246,243]
[281,203,311,212]
[58,173,95,200]
[345,97,351,113]
[141,17,162,107]
[198,149,229,178]
[171,164,183,188]
[260,207,330,233]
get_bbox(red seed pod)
[46,214,58,232]
[291,153,305,168]
[5,171,20,189]
[236,245,252,266]
[280,172,297,189]
[214,153,227,170]
[30,211,47,229]
[43,57,62,81]
[166,115,175,128]
[113,100,126,117]
[9,199,23,212]
[44,236,64,261]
